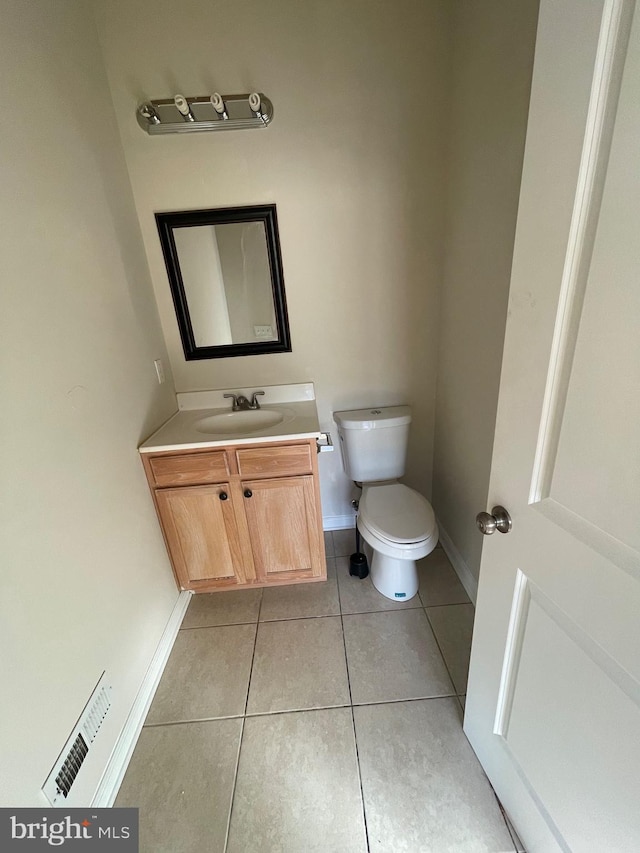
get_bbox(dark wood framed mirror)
[155,204,291,360]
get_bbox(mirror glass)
[156,205,291,360]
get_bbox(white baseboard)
[92,590,192,807]
[323,514,356,531]
[437,523,479,605]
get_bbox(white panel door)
[464,1,640,850]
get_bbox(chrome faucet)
[249,391,265,409]
[223,390,265,411]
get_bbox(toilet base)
[370,550,419,602]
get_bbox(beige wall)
[216,223,276,343]
[0,0,179,805]
[174,226,232,345]
[433,0,539,581]
[95,0,451,523]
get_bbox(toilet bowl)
[333,404,439,602]
[357,483,438,601]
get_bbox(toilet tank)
[333,406,411,482]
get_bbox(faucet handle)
[250,390,265,409]
[223,393,239,411]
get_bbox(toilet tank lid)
[333,405,411,429]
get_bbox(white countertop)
[139,384,322,453]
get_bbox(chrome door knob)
[476,506,512,535]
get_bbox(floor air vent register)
[42,673,113,806]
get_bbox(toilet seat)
[359,483,436,545]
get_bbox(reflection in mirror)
[156,205,291,360]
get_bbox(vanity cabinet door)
[155,483,250,590]
[241,476,324,582]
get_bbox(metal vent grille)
[42,673,113,806]
[82,683,111,744]
[55,734,88,798]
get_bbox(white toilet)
[333,406,438,601]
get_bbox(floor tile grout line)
[347,697,373,853]
[141,692,463,729]
[179,598,472,629]
[340,604,422,617]
[245,702,353,717]
[243,589,264,716]
[335,541,371,853]
[147,693,467,729]
[223,715,246,853]
[180,619,260,631]
[182,606,430,628]
[421,599,473,609]
[350,693,458,708]
[493,788,521,853]
[423,605,461,698]
[249,703,376,720]
[224,590,264,853]
[142,715,245,728]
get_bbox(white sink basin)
[194,408,294,436]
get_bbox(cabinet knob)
[219,491,228,501]
[244,489,253,498]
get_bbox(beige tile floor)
[116,533,521,853]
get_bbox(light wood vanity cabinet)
[141,439,326,592]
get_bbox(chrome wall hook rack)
[136,91,273,135]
